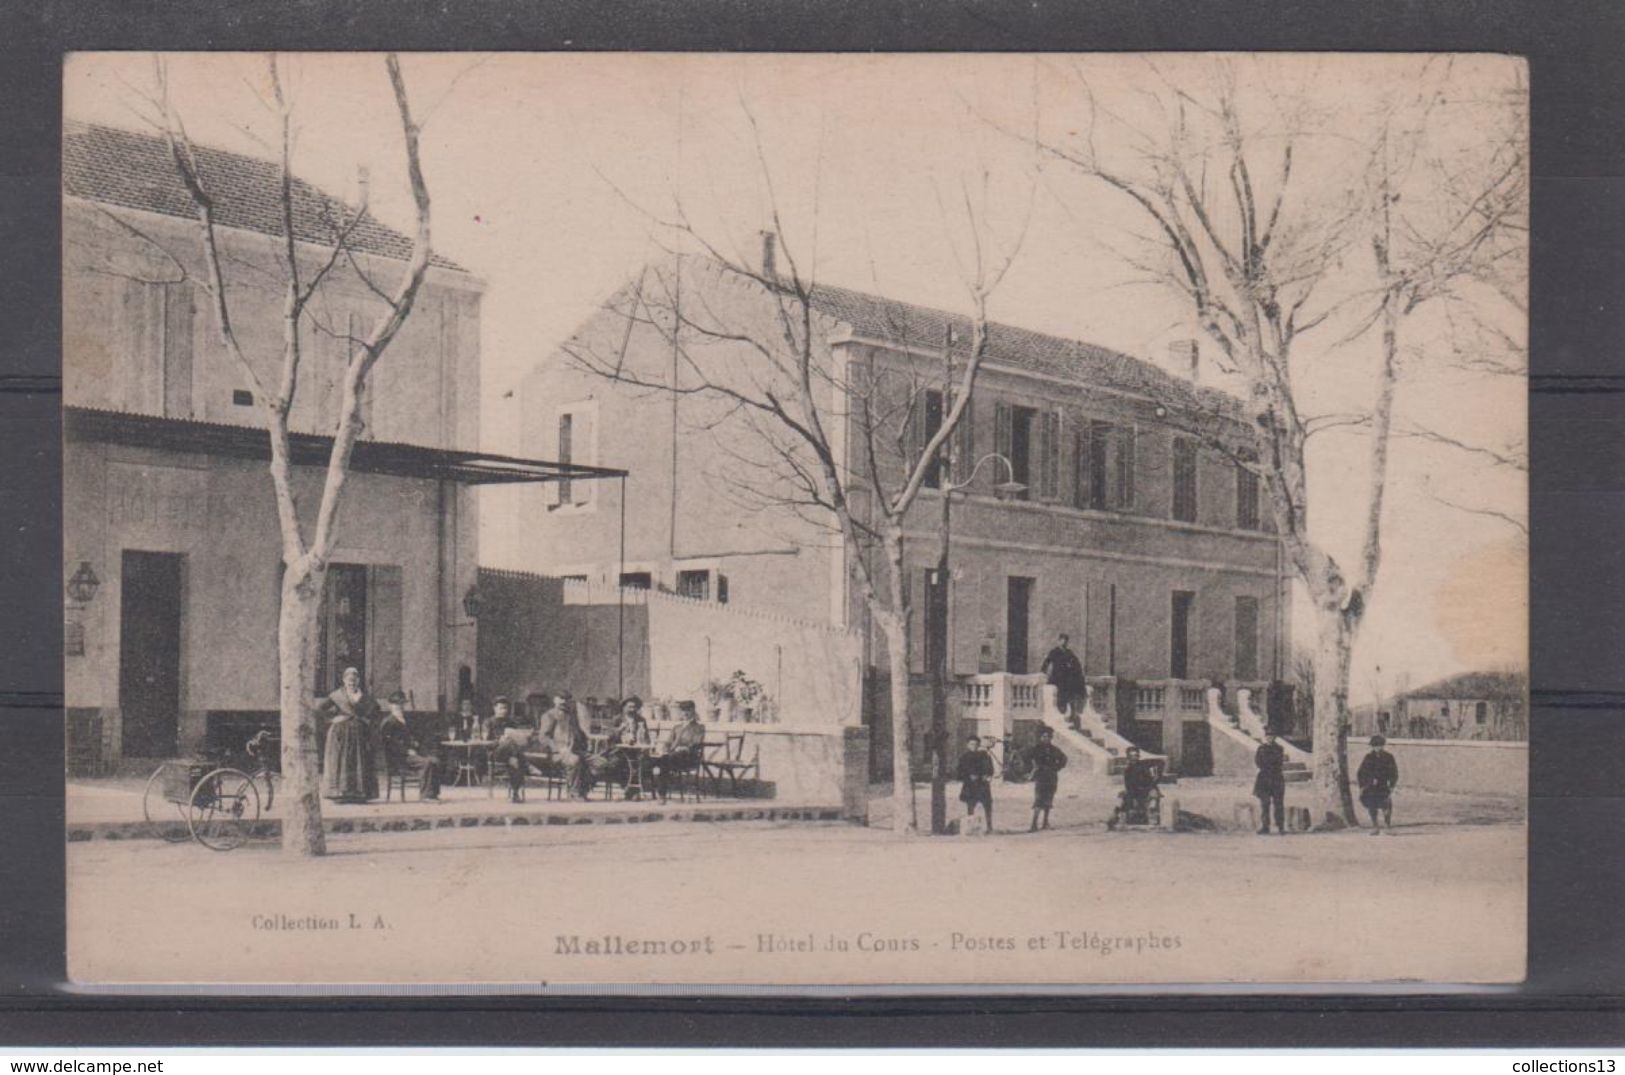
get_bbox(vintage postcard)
[62,52,1527,988]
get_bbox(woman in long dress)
[318,666,381,803]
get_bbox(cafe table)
[440,738,496,795]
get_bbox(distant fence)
[477,569,861,727]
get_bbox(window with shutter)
[1172,435,1198,522]
[1040,409,1060,501]
[1072,428,1089,508]
[572,409,595,505]
[993,402,1013,495]
[1116,425,1137,510]
[1236,449,1261,530]
[915,388,944,489]
[1088,421,1111,509]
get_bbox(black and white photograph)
[59,51,1528,987]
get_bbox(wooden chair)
[383,763,423,803]
[703,733,760,797]
[523,752,568,801]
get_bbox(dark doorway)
[119,550,184,757]
[1170,590,1194,678]
[1006,576,1034,673]
[316,563,369,695]
[924,569,949,675]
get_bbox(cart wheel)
[141,765,191,843]
[187,768,261,851]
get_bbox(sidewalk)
[67,775,847,842]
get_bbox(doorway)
[1170,590,1194,679]
[1006,576,1034,673]
[119,550,184,757]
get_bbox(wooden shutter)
[551,412,572,507]
[1234,596,1260,680]
[993,402,1012,492]
[1117,425,1137,510]
[1040,409,1061,501]
[953,395,975,483]
[572,409,594,505]
[367,565,404,699]
[1072,427,1088,508]
[905,392,927,477]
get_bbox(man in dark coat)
[1253,731,1287,834]
[1040,633,1086,728]
[956,734,996,834]
[1026,727,1069,832]
[1357,735,1400,834]
[377,690,444,802]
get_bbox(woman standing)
[317,666,381,804]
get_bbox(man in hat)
[1026,726,1068,832]
[490,695,539,801]
[1253,730,1288,834]
[1040,632,1087,729]
[377,690,443,802]
[955,734,996,834]
[538,690,589,799]
[1357,735,1400,835]
[652,700,707,802]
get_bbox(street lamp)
[928,452,1025,834]
[65,561,101,608]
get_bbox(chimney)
[1170,338,1199,383]
[356,165,371,208]
[760,230,777,280]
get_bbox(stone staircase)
[1205,686,1311,783]
[1040,685,1165,777]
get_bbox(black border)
[5,0,1625,1047]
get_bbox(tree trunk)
[881,529,917,835]
[278,565,327,856]
[1308,603,1360,828]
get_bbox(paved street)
[69,812,1525,988]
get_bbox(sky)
[64,52,1528,702]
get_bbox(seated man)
[378,691,443,802]
[488,696,537,801]
[609,696,649,747]
[1107,746,1161,830]
[537,690,590,800]
[650,700,706,803]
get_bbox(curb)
[69,804,851,843]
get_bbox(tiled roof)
[803,277,1245,418]
[63,120,468,273]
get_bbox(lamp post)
[928,452,1024,835]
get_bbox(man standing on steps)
[1040,632,1086,729]
[1253,731,1288,834]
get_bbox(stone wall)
[1377,738,1527,797]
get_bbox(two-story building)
[62,120,614,768]
[510,248,1292,772]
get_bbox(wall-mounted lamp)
[66,561,101,608]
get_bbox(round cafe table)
[440,739,495,794]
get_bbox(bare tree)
[1007,56,1525,825]
[135,54,437,856]
[567,132,1024,834]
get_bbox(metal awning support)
[63,406,629,487]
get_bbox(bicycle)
[139,730,277,850]
[985,734,1033,783]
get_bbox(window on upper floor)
[1236,449,1262,531]
[908,388,946,489]
[1172,435,1199,523]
